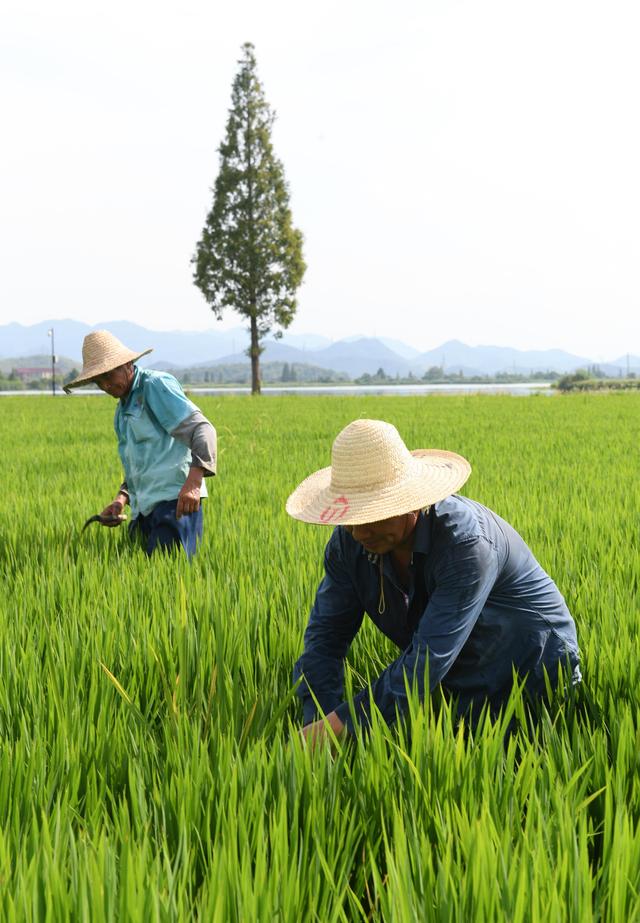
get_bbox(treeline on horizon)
[0,360,559,391]
[2,359,640,392]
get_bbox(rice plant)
[0,392,638,921]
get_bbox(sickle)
[82,514,128,532]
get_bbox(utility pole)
[47,328,56,396]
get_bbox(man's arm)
[334,535,500,733]
[294,530,365,725]
[171,411,217,476]
[171,411,217,518]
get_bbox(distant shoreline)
[1,382,554,398]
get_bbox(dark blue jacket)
[294,496,581,732]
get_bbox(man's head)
[63,330,152,394]
[345,511,420,555]
[93,362,135,399]
[285,419,471,528]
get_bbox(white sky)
[1,0,638,359]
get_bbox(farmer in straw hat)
[65,330,216,558]
[286,419,580,744]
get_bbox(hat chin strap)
[376,510,420,615]
[378,557,386,615]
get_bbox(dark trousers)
[129,499,203,559]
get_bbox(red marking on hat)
[320,495,350,522]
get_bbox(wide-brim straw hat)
[286,419,471,525]
[64,330,153,392]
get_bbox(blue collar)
[411,508,432,556]
[119,365,142,409]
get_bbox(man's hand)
[176,467,204,519]
[301,711,346,750]
[99,494,127,527]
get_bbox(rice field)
[1,391,639,921]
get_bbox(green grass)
[0,392,639,921]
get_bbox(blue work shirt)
[294,495,581,732]
[114,367,207,517]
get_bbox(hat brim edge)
[285,451,472,525]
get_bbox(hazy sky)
[2,0,638,359]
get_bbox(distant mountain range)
[1,319,638,378]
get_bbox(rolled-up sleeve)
[294,533,364,725]
[171,411,217,476]
[334,536,500,732]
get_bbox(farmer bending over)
[65,330,216,558]
[286,419,580,744]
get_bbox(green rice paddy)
[1,392,639,921]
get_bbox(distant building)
[14,367,52,381]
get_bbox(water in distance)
[1,382,553,397]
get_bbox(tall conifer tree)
[193,43,306,394]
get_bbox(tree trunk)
[250,314,261,395]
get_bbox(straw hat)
[64,330,153,391]
[286,419,471,525]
